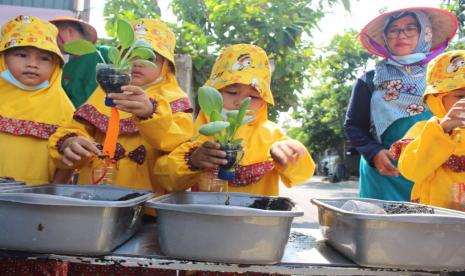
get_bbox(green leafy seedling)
[197,86,253,147]
[63,18,157,69]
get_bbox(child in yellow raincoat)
[154,44,315,196]
[0,15,75,184]
[392,50,465,210]
[49,19,194,195]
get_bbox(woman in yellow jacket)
[154,44,315,196]
[394,50,465,210]
[0,16,75,184]
[49,19,194,195]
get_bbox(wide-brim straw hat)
[49,16,98,44]
[360,7,458,58]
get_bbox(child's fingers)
[203,141,222,149]
[121,85,145,95]
[62,147,82,163]
[271,149,288,167]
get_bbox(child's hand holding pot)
[108,85,155,118]
[190,141,228,169]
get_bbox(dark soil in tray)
[0,177,16,183]
[248,197,292,211]
[382,203,435,214]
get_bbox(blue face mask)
[0,69,50,91]
[386,53,427,67]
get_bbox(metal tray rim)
[0,184,154,207]
[146,192,304,217]
[311,197,465,223]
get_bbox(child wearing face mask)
[0,15,75,184]
[48,19,194,195]
[154,44,315,196]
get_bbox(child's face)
[5,46,56,86]
[219,83,265,111]
[442,88,465,112]
[130,53,165,86]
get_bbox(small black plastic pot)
[218,143,243,180]
[96,63,131,107]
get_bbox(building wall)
[0,0,73,10]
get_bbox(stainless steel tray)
[311,197,465,271]
[146,192,303,264]
[0,177,25,191]
[0,184,153,255]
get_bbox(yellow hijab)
[197,44,279,165]
[0,16,73,134]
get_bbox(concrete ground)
[279,176,359,229]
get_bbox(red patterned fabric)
[230,161,274,187]
[74,104,138,135]
[96,143,146,164]
[0,257,68,276]
[185,146,200,171]
[0,115,58,140]
[389,138,414,161]
[444,155,465,172]
[170,97,193,113]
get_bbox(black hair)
[53,21,86,38]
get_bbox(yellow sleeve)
[153,139,206,192]
[398,120,457,183]
[48,119,95,169]
[274,138,315,188]
[135,94,194,152]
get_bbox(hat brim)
[360,7,458,58]
[50,16,98,44]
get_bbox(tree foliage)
[290,30,373,156]
[103,0,161,37]
[442,0,465,50]
[171,0,345,119]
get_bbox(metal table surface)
[0,222,448,275]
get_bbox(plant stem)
[96,50,107,64]
[119,42,137,67]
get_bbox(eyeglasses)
[386,25,420,39]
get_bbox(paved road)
[279,176,359,229]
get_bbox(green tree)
[442,0,465,49]
[171,0,347,119]
[290,30,373,157]
[103,0,161,37]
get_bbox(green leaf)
[63,40,97,56]
[133,39,153,49]
[235,97,251,129]
[198,86,223,118]
[130,48,156,60]
[108,46,119,64]
[224,110,239,119]
[198,121,230,136]
[210,109,222,122]
[230,138,243,147]
[117,18,134,49]
[130,59,157,69]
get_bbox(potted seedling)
[63,18,156,106]
[197,86,253,181]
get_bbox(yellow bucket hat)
[204,44,274,105]
[423,50,465,117]
[0,15,64,62]
[131,19,175,66]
